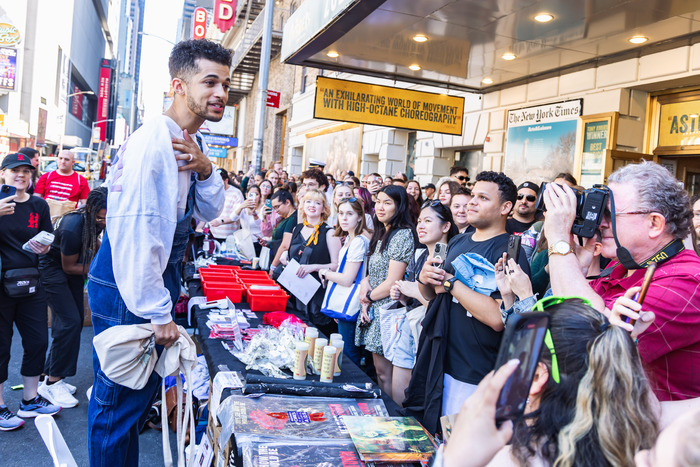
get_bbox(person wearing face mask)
[389,200,459,405]
[281,189,341,336]
[319,198,373,366]
[357,185,417,399]
[0,153,59,431]
[450,187,473,234]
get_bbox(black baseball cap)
[423,183,436,190]
[1,152,36,170]
[18,147,38,158]
[518,181,540,193]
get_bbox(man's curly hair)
[168,39,232,82]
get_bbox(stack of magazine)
[221,394,436,466]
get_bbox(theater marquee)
[314,77,465,136]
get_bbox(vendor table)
[188,278,403,415]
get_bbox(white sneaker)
[38,380,79,408]
[63,381,77,395]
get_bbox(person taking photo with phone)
[407,171,530,435]
[389,200,459,405]
[0,153,59,432]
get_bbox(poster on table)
[504,99,582,184]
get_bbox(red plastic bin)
[235,271,270,280]
[206,265,241,271]
[200,270,236,282]
[247,288,289,312]
[204,281,245,302]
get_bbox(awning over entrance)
[282,0,700,93]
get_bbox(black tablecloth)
[188,279,402,416]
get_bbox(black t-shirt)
[443,231,531,384]
[39,212,85,273]
[506,217,535,235]
[0,195,53,270]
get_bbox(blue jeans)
[337,319,361,367]
[87,279,163,467]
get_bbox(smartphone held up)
[494,312,551,424]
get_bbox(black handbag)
[3,267,40,298]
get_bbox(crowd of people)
[202,157,700,466]
[1,38,699,467]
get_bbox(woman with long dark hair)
[389,200,459,405]
[356,185,416,397]
[353,186,374,230]
[38,187,108,408]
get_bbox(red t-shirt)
[590,249,700,401]
[35,171,90,204]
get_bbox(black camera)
[536,183,608,239]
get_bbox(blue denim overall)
[86,181,195,467]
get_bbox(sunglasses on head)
[518,194,537,202]
[421,199,451,219]
[530,295,595,384]
[340,197,359,204]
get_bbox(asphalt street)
[0,324,178,466]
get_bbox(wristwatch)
[443,277,458,294]
[366,290,374,303]
[548,240,574,257]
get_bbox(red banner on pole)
[96,62,111,141]
[214,0,236,33]
[266,90,280,108]
[193,8,208,40]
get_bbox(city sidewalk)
[0,324,177,465]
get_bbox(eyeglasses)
[603,208,657,221]
[96,216,106,222]
[530,295,594,384]
[517,194,537,202]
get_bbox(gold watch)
[548,240,574,257]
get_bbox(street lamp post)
[59,90,95,151]
[137,31,176,46]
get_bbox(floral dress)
[355,228,414,354]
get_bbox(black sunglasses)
[340,197,359,203]
[518,194,537,202]
[455,175,468,181]
[421,199,451,220]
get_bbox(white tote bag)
[320,247,364,321]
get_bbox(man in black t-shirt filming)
[506,181,539,235]
[415,171,530,428]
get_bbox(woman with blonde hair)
[281,189,341,335]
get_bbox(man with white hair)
[35,150,89,206]
[543,160,700,402]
